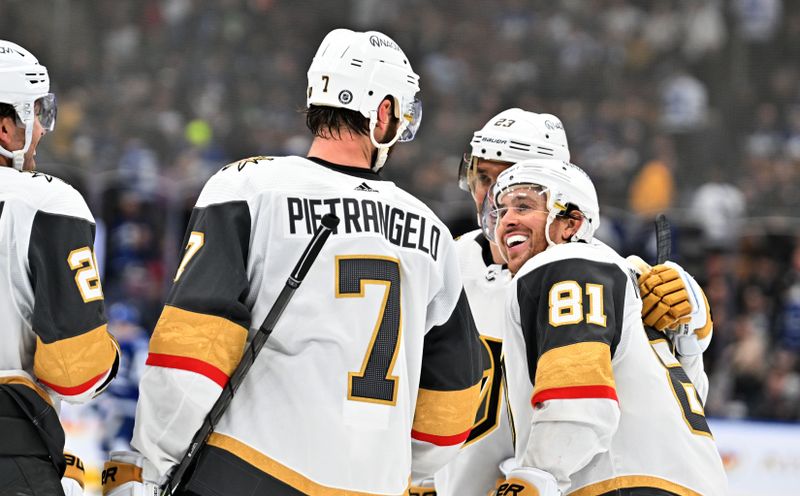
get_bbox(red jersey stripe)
[532,385,618,405]
[38,371,106,397]
[146,353,229,388]
[411,428,471,446]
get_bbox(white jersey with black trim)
[132,156,482,495]
[504,241,728,496]
[434,229,514,495]
[0,167,117,407]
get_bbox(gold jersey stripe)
[569,475,703,496]
[533,342,615,398]
[0,375,52,405]
[149,305,248,377]
[412,383,482,437]
[208,433,402,495]
[33,324,117,394]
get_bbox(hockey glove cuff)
[102,451,161,496]
[408,476,437,495]
[493,459,560,496]
[62,451,86,496]
[663,261,712,356]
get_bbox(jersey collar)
[306,156,388,182]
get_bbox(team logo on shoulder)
[222,156,274,172]
[338,90,353,105]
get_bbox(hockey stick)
[655,213,671,265]
[161,213,340,496]
[654,213,679,353]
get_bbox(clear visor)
[398,97,422,142]
[479,190,498,242]
[35,93,57,132]
[480,185,549,242]
[16,93,57,132]
[457,151,475,191]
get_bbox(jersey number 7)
[336,256,402,406]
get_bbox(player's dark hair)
[305,105,370,139]
[0,103,17,120]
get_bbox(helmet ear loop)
[570,211,592,242]
[368,107,409,171]
[2,114,34,170]
[544,209,559,248]
[555,209,589,243]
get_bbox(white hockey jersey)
[132,156,483,495]
[0,167,118,458]
[434,230,514,495]
[504,241,728,495]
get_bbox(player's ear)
[561,215,584,241]
[0,116,15,150]
[376,97,393,128]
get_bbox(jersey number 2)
[337,256,402,405]
[68,247,103,303]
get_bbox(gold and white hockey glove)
[408,477,437,495]
[62,451,85,496]
[102,451,161,496]
[491,459,560,496]
[628,256,692,331]
[628,256,713,356]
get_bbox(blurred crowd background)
[3,0,800,451]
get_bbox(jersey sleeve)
[132,198,252,477]
[411,241,483,482]
[28,207,119,403]
[514,258,626,488]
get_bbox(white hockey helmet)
[488,158,599,246]
[307,29,421,171]
[0,40,56,169]
[458,108,569,191]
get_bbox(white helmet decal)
[306,29,421,171]
[459,108,570,191]
[0,39,56,169]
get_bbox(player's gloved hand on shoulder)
[628,256,692,331]
[408,477,436,495]
[627,256,713,356]
[62,451,85,496]
[491,459,560,496]
[102,451,161,496]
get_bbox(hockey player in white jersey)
[433,109,570,495]
[0,40,120,495]
[488,160,727,495]
[102,29,483,496]
[433,109,710,496]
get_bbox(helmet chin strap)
[0,117,34,170]
[368,109,409,172]
[544,210,558,248]
[0,144,28,170]
[12,150,25,170]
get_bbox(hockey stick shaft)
[655,214,671,265]
[162,214,340,496]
